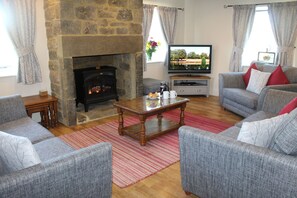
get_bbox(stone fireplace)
[43,0,143,126]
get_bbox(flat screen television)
[168,44,212,74]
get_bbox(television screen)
[168,45,212,74]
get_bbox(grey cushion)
[143,78,162,95]
[270,108,297,154]
[0,117,54,144]
[284,67,297,83]
[220,126,240,139]
[0,131,41,175]
[223,88,258,109]
[235,111,276,128]
[237,114,288,148]
[34,138,74,162]
[0,95,27,125]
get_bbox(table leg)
[157,113,163,126]
[49,102,54,127]
[180,103,186,126]
[139,115,146,146]
[117,108,124,135]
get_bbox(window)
[146,8,167,63]
[242,6,277,66]
[0,8,18,77]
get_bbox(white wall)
[144,0,297,96]
[0,0,50,97]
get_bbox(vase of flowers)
[146,38,159,61]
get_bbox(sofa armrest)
[179,126,297,198]
[257,84,297,112]
[0,95,27,125]
[0,143,112,198]
[219,72,246,104]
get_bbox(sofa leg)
[185,191,192,195]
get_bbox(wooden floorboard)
[49,96,242,198]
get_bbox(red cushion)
[279,97,297,115]
[267,65,290,85]
[243,63,258,86]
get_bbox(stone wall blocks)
[110,22,127,27]
[97,19,109,27]
[83,22,98,34]
[129,23,142,34]
[61,20,82,34]
[129,0,143,9]
[97,8,114,18]
[85,0,107,4]
[49,51,58,60]
[116,27,128,34]
[49,60,59,70]
[60,2,75,19]
[108,0,128,7]
[75,6,97,20]
[98,27,115,34]
[117,9,133,21]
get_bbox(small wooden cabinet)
[22,95,58,128]
[170,75,210,97]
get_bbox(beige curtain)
[229,5,255,72]
[143,5,155,71]
[268,1,297,67]
[158,6,178,66]
[2,0,42,84]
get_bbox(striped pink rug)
[60,110,232,188]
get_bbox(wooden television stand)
[170,75,210,97]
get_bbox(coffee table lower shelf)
[122,118,181,142]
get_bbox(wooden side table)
[22,95,58,128]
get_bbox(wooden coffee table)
[113,96,189,146]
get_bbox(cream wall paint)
[144,0,297,96]
[0,0,50,97]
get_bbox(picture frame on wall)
[258,52,275,64]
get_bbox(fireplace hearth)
[74,66,119,112]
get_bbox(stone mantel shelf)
[60,35,143,58]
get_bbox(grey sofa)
[0,95,112,198]
[219,64,297,117]
[179,89,297,198]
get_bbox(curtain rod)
[224,2,271,8]
[145,4,184,11]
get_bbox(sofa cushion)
[237,113,288,147]
[235,111,276,128]
[220,126,240,139]
[269,108,297,155]
[34,138,74,162]
[278,97,297,115]
[223,88,258,109]
[246,69,271,94]
[0,131,41,175]
[243,63,258,86]
[0,117,54,144]
[284,67,297,83]
[267,65,290,85]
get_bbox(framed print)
[257,52,275,64]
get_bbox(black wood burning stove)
[74,66,119,112]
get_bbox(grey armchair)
[179,89,297,198]
[0,95,112,198]
[219,65,297,117]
